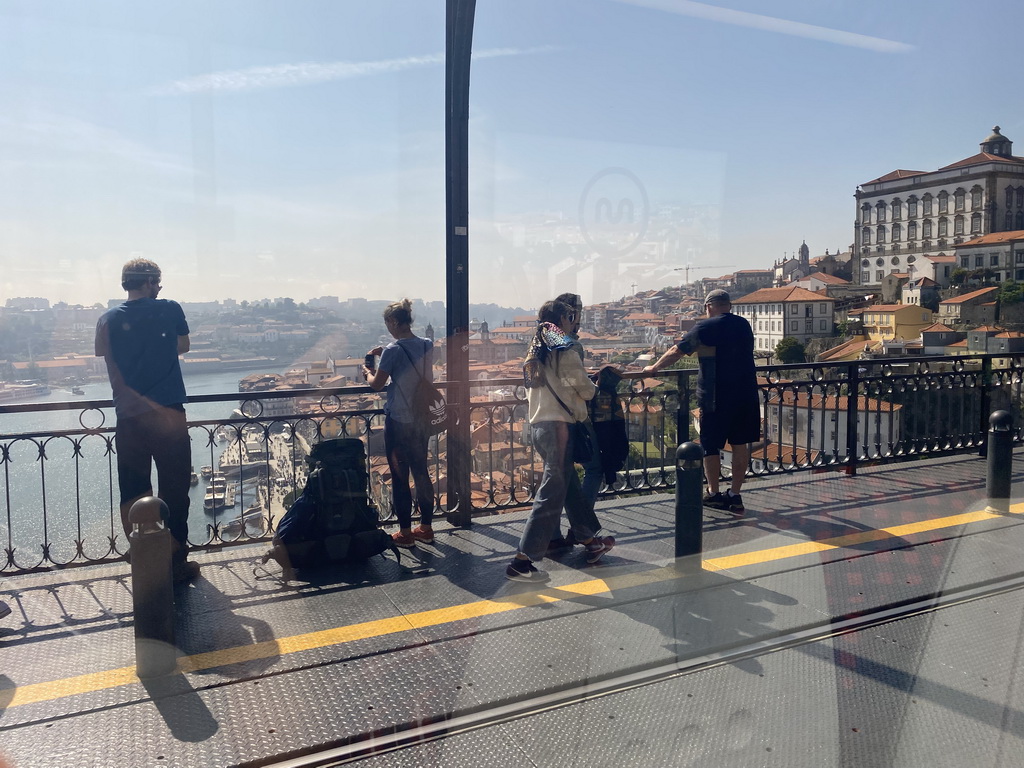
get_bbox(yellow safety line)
[3,500,1022,709]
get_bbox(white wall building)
[732,286,835,354]
[854,126,1024,288]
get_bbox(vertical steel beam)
[445,0,477,526]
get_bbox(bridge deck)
[2,452,1024,767]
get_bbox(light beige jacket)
[526,349,596,424]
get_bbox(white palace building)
[855,126,1024,287]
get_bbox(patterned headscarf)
[523,322,574,388]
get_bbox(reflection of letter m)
[594,197,634,224]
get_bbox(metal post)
[444,0,477,527]
[845,362,861,476]
[129,496,177,678]
[986,409,1013,513]
[675,442,704,565]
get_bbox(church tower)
[980,126,1013,157]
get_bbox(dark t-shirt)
[96,298,189,418]
[675,312,757,412]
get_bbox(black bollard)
[129,496,177,678]
[986,410,1014,513]
[675,441,705,564]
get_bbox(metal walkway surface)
[2,453,1024,768]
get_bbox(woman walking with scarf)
[507,300,615,582]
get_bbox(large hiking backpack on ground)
[263,438,395,571]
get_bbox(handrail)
[1,352,1021,574]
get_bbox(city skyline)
[1,1,1021,308]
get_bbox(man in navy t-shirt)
[644,289,760,513]
[95,259,198,581]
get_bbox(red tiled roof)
[939,287,998,304]
[956,230,1024,247]
[921,323,955,333]
[939,152,1024,171]
[803,272,850,285]
[925,254,956,263]
[862,169,927,184]
[733,285,833,303]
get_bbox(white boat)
[221,505,265,534]
[200,466,213,480]
[203,483,236,511]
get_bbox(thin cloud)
[158,46,559,95]
[616,0,915,53]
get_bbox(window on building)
[877,225,886,243]
[1018,269,1024,281]
[1018,187,1024,208]
[908,221,917,240]
[820,303,827,314]
[861,258,870,267]
[971,187,982,210]
[875,257,884,266]
[1016,252,1024,265]
[1008,188,1015,208]
[790,305,798,314]
[790,321,798,331]
[861,204,872,224]
[876,202,886,222]
[892,199,902,220]
[819,320,826,331]
[954,189,965,211]
[908,198,918,218]
[991,254,1000,266]
[862,270,870,282]
[960,256,970,268]
[892,223,901,241]
[1007,212,1014,230]
[1017,211,1024,229]
[862,227,871,245]
[939,218,948,236]
[923,219,932,238]
[876,270,884,281]
[923,194,933,215]
[938,191,948,213]
[954,216,964,235]
[975,255,984,268]
[971,213,982,234]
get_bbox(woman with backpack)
[507,300,615,582]
[363,299,435,548]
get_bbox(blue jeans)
[520,421,598,562]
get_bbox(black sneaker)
[726,492,745,513]
[702,491,728,509]
[547,533,570,553]
[584,536,616,564]
[172,560,201,584]
[505,559,550,583]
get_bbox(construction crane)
[673,264,735,285]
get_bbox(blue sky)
[0,0,1021,309]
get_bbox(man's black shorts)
[699,398,760,456]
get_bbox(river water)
[0,367,287,567]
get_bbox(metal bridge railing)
[1,353,1021,574]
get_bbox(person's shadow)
[172,576,280,680]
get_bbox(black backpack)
[263,438,397,571]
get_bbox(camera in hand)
[364,353,375,372]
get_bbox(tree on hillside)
[775,337,806,364]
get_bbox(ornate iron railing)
[1,353,1021,574]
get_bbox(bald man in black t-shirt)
[644,289,760,513]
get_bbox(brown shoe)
[391,530,416,548]
[410,525,434,544]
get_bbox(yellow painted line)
[3,499,1023,708]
